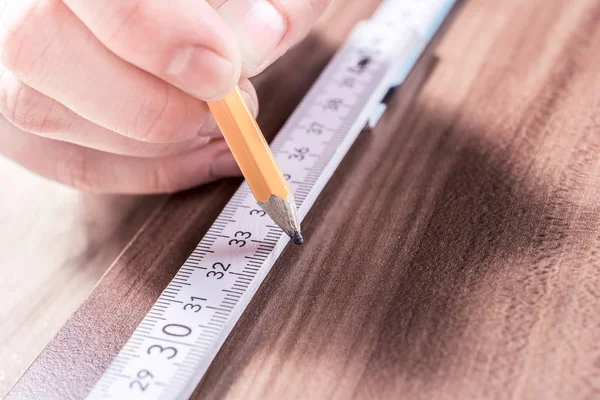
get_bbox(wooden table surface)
[3,0,600,398]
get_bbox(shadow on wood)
[194,92,600,399]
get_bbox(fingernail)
[217,0,286,73]
[210,151,241,177]
[167,46,235,99]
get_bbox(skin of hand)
[0,0,333,193]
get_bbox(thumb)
[214,0,334,76]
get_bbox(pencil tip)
[291,232,304,245]
[258,194,303,245]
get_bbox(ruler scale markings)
[144,318,166,325]
[170,282,191,288]
[231,283,247,290]
[87,1,456,398]
[196,333,218,341]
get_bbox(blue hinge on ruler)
[366,0,457,128]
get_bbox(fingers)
[213,0,334,76]
[0,114,241,193]
[0,67,216,157]
[0,0,210,143]
[0,66,259,157]
[61,0,241,101]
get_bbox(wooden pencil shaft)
[208,87,290,203]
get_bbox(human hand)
[0,0,333,193]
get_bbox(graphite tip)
[291,232,304,245]
[258,194,303,246]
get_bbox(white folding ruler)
[87,1,457,398]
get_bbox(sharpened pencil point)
[291,232,304,245]
[258,194,302,245]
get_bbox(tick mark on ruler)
[206,305,229,312]
[146,316,167,321]
[171,282,191,287]
[184,265,207,270]
[157,299,183,304]
[134,334,194,347]
[251,239,275,245]
[232,283,248,290]
[265,224,282,229]
[199,324,221,331]
[103,372,131,379]
[222,289,243,295]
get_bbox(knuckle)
[0,4,29,71]
[132,84,192,142]
[105,0,149,50]
[0,0,60,73]
[0,71,53,133]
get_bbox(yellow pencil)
[208,86,303,245]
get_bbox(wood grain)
[0,158,164,397]
[8,0,600,398]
